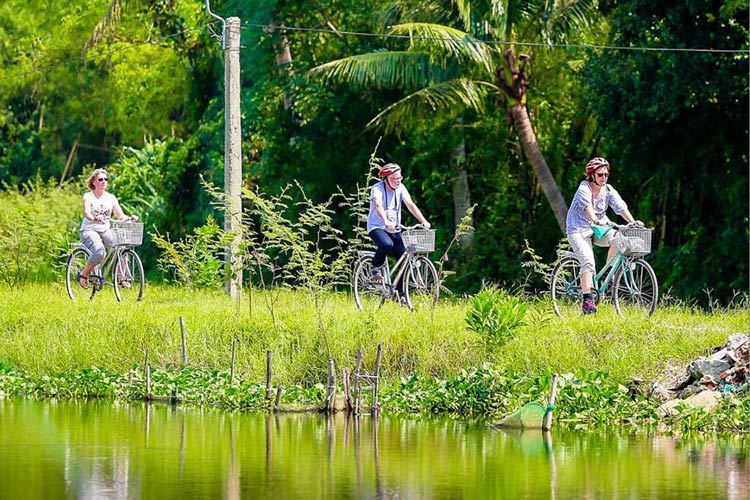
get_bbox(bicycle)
[550,223,658,318]
[352,225,439,311]
[65,220,145,302]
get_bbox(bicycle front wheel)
[65,247,91,301]
[613,258,658,317]
[404,256,439,310]
[353,255,386,311]
[113,248,145,302]
[551,257,583,317]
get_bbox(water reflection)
[0,399,747,499]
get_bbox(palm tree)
[310,0,602,234]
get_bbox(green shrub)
[465,287,528,347]
[0,177,81,285]
[150,215,229,288]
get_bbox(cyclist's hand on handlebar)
[129,215,139,222]
[632,220,644,227]
[421,221,431,230]
[385,222,396,232]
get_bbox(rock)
[655,390,723,418]
[655,399,682,417]
[710,348,728,361]
[651,382,675,403]
[668,374,693,391]
[684,390,723,412]
[727,333,749,351]
[687,358,731,382]
[678,384,703,399]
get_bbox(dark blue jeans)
[369,229,407,295]
[369,229,405,268]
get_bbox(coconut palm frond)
[551,0,601,41]
[390,23,496,75]
[510,0,601,45]
[308,51,434,88]
[451,0,474,32]
[367,79,498,136]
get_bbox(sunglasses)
[595,172,609,178]
[96,177,108,182]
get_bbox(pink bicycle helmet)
[585,157,610,174]
[378,163,402,177]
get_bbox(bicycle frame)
[89,245,128,290]
[591,252,624,297]
[379,250,416,296]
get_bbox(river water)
[1,399,747,499]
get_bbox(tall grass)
[1,284,745,390]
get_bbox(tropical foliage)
[0,0,746,303]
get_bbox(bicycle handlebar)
[592,221,643,230]
[397,223,428,231]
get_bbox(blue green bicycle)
[550,223,658,318]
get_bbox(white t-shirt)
[367,181,412,232]
[80,191,118,232]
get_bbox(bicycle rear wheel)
[353,255,387,311]
[404,256,439,310]
[550,257,583,317]
[65,247,91,301]
[113,248,145,302]
[613,258,658,317]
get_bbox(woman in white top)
[77,168,138,289]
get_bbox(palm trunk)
[271,21,294,110]
[451,117,474,246]
[496,49,568,234]
[509,104,568,233]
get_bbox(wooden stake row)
[140,317,382,415]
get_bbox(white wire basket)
[111,220,144,246]
[615,227,651,257]
[402,228,435,252]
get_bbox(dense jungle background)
[0,0,747,304]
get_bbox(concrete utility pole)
[223,16,243,299]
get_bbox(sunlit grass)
[1,283,746,390]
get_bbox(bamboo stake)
[342,368,352,412]
[372,343,383,415]
[229,338,237,384]
[179,316,188,367]
[326,360,335,412]
[265,350,273,400]
[274,386,283,410]
[543,374,560,432]
[146,364,152,399]
[353,350,363,415]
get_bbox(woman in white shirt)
[77,168,138,289]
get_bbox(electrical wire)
[0,16,746,86]
[242,21,750,55]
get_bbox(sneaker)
[399,295,409,308]
[582,298,597,314]
[371,267,383,281]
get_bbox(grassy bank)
[0,284,747,430]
